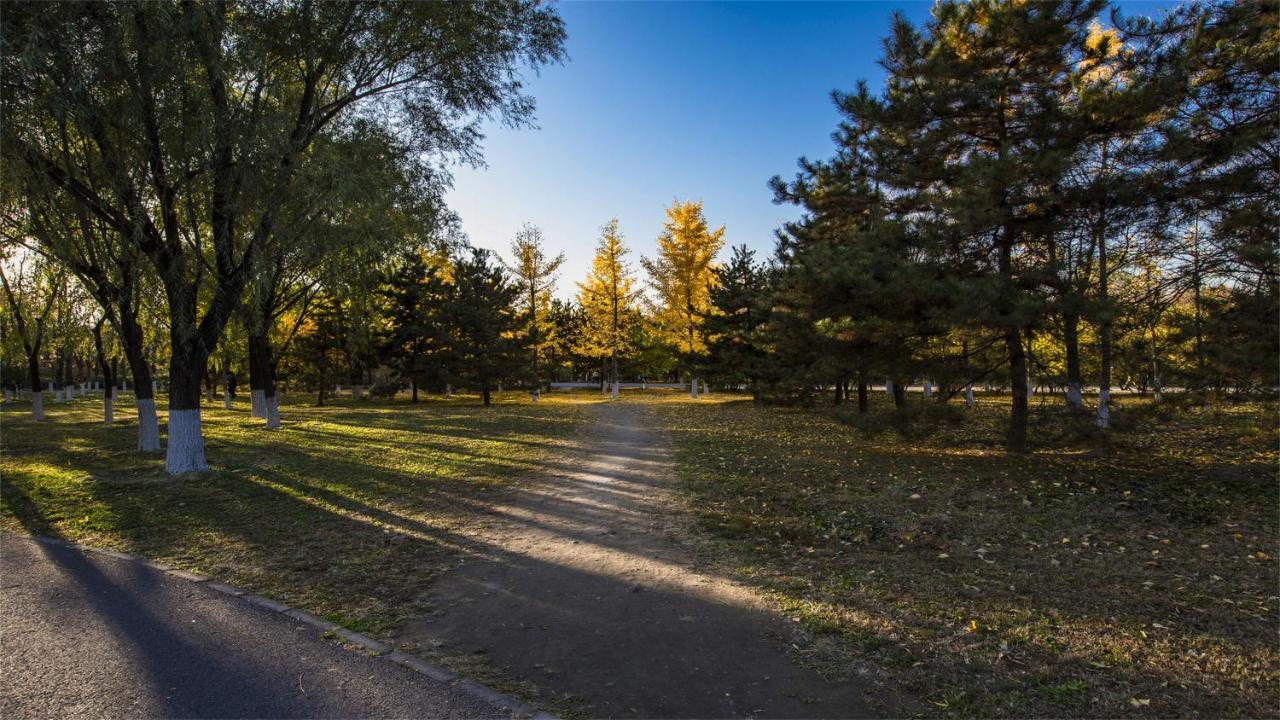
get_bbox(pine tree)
[449,248,522,406]
[379,250,452,402]
[705,245,767,398]
[641,200,726,398]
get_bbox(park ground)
[1,389,1276,718]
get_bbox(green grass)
[1,390,592,639]
[639,391,1279,718]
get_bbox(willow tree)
[508,224,564,401]
[577,219,641,399]
[641,200,725,398]
[0,250,59,420]
[2,1,565,472]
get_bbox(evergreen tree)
[449,248,522,406]
[379,251,452,402]
[705,245,767,398]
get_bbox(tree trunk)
[248,333,268,419]
[690,374,699,399]
[164,332,208,473]
[891,379,906,408]
[28,355,43,420]
[481,378,491,406]
[1006,327,1029,452]
[1063,312,1083,410]
[411,378,419,403]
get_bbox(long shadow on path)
[401,402,878,719]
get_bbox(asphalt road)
[0,534,507,719]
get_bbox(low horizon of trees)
[1,0,1274,473]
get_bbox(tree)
[577,219,641,399]
[0,250,59,419]
[3,0,565,473]
[508,224,564,401]
[448,248,521,406]
[705,245,768,398]
[641,200,725,398]
[379,251,453,402]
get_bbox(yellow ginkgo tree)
[577,219,642,399]
[641,200,725,398]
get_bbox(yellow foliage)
[642,200,725,356]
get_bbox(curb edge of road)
[21,533,555,720]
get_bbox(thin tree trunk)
[1064,312,1083,410]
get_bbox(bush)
[368,382,400,399]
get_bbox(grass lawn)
[640,392,1278,718]
[0,391,591,641]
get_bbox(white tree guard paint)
[531,389,540,402]
[690,376,699,399]
[702,380,710,396]
[1066,383,1083,410]
[1096,390,1111,429]
[1153,388,1163,403]
[54,388,63,403]
[250,389,267,419]
[104,395,114,424]
[223,390,233,410]
[266,395,280,430]
[165,409,207,473]
[885,378,893,395]
[445,384,452,397]
[136,398,161,452]
[32,391,44,420]
[923,381,933,398]
[3,389,11,402]
[47,381,54,392]
[965,383,976,407]
[611,381,619,400]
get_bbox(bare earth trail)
[401,401,874,718]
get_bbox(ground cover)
[0,392,591,640]
[641,391,1278,717]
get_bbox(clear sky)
[446,0,1176,299]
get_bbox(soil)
[399,402,875,718]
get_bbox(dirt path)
[400,401,873,718]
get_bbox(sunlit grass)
[0,390,596,638]
[637,391,1279,718]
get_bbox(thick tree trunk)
[857,380,868,413]
[891,380,906,408]
[690,374,699,399]
[965,383,976,407]
[164,332,209,473]
[118,307,159,451]
[1006,327,1029,452]
[248,333,268,419]
[481,378,492,406]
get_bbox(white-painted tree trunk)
[1153,388,1163,403]
[335,384,342,395]
[885,377,893,395]
[965,383,975,407]
[165,409,207,473]
[1066,382,1083,410]
[702,380,710,396]
[54,388,63,403]
[47,381,54,393]
[103,395,114,424]
[690,376,699,399]
[122,379,128,391]
[250,389,267,419]
[531,389,540,402]
[353,385,362,400]
[3,389,11,403]
[1095,389,1110,429]
[136,399,161,452]
[445,384,453,397]
[923,381,933,398]
[31,391,44,420]
[223,390,233,410]
[265,394,280,430]
[152,379,158,395]
[611,381,619,400]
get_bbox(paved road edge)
[10,532,556,720]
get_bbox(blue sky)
[446,1,1175,298]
